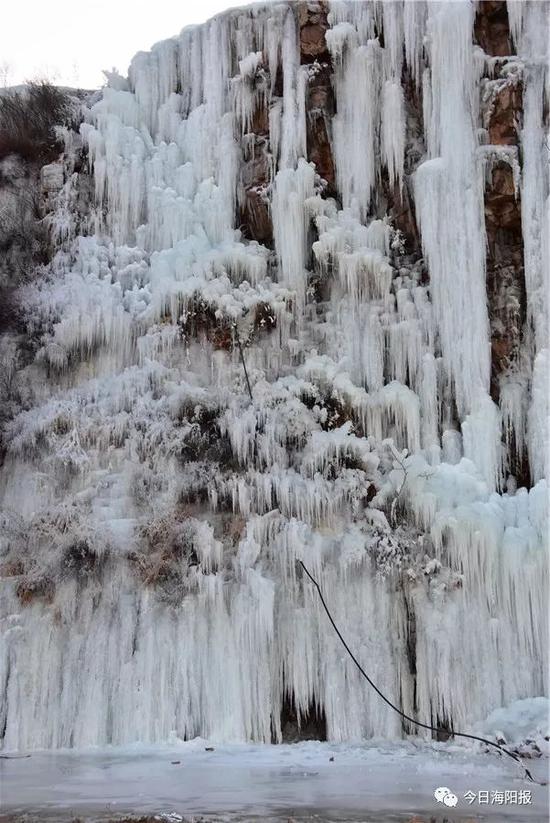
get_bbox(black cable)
[0,754,31,759]
[298,559,538,784]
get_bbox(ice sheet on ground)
[1,740,548,821]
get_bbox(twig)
[388,443,408,527]
[298,559,541,785]
[233,325,253,401]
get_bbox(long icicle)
[298,559,541,784]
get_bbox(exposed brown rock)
[484,161,521,233]
[401,69,425,180]
[299,4,336,195]
[240,186,272,244]
[487,80,522,145]
[484,157,527,482]
[487,253,524,378]
[307,65,333,113]
[307,116,334,191]
[239,137,273,244]
[179,298,233,351]
[386,180,420,254]
[210,324,234,351]
[474,0,513,56]
[306,62,336,197]
[377,69,424,256]
[239,139,270,189]
[483,138,531,483]
[223,513,247,543]
[239,3,334,237]
[250,102,269,136]
[298,1,331,63]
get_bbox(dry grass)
[15,576,54,605]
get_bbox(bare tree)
[0,61,12,88]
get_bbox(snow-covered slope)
[0,0,547,750]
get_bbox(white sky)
[1,0,248,89]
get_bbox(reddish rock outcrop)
[484,156,529,483]
[306,63,336,197]
[385,180,420,255]
[474,0,513,56]
[381,68,424,256]
[485,161,521,234]
[240,186,272,244]
[250,101,270,137]
[239,136,272,244]
[485,160,524,391]
[297,3,336,197]
[298,1,331,63]
[239,3,335,237]
[487,80,522,146]
[479,34,526,485]
[235,52,273,245]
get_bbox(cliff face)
[0,1,547,750]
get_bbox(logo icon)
[434,786,459,807]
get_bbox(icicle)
[414,2,491,420]
[403,0,426,87]
[329,36,382,218]
[519,43,548,348]
[280,8,306,169]
[0,0,546,753]
[462,396,504,492]
[500,376,528,480]
[272,159,315,306]
[507,0,524,49]
[419,353,439,449]
[528,350,549,484]
[381,0,404,80]
[380,80,405,192]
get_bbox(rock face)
[298,1,331,63]
[474,0,513,56]
[487,80,522,145]
[305,62,336,197]
[239,139,272,244]
[239,0,336,241]
[481,72,525,402]
[0,1,547,751]
[300,3,336,196]
[484,154,527,478]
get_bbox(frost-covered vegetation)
[0,0,547,751]
[0,82,72,163]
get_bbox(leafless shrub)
[130,516,200,604]
[0,81,71,163]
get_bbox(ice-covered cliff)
[0,0,548,750]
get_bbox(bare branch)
[233,324,253,401]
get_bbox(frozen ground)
[0,740,548,822]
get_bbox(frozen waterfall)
[0,0,547,750]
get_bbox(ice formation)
[0,0,548,750]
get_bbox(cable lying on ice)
[0,754,31,759]
[298,559,543,785]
